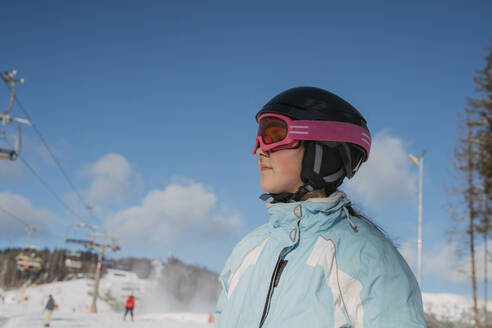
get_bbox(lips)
[259,162,272,171]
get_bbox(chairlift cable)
[0,200,76,238]
[13,92,89,211]
[17,154,86,222]
[2,82,99,223]
[0,204,30,228]
[11,147,87,223]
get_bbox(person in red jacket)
[123,294,135,321]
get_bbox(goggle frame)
[253,113,371,160]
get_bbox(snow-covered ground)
[422,292,492,324]
[0,277,213,328]
[0,268,486,327]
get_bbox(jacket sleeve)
[214,256,232,328]
[345,235,426,327]
[214,225,271,328]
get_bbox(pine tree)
[450,41,492,328]
[468,40,492,328]
[448,110,480,327]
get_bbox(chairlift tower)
[66,231,120,313]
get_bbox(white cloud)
[104,180,242,246]
[0,192,57,239]
[399,239,417,269]
[84,153,132,204]
[450,241,492,283]
[423,244,465,283]
[400,239,492,284]
[344,130,417,207]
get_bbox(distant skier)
[123,294,135,321]
[44,294,56,327]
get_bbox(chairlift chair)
[16,227,43,272]
[0,107,24,160]
[65,251,83,271]
[0,70,31,160]
[64,223,92,272]
[16,249,42,272]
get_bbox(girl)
[214,87,426,327]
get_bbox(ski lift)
[16,226,43,272]
[16,250,42,272]
[65,251,83,271]
[64,222,97,272]
[1,70,31,160]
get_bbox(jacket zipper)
[258,247,289,328]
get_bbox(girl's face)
[256,145,304,194]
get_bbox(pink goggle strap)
[286,120,371,160]
[254,114,371,160]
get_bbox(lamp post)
[408,151,426,287]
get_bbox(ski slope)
[0,269,486,327]
[0,277,213,328]
[422,292,492,324]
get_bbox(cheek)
[258,147,305,193]
[275,160,302,178]
[272,150,303,178]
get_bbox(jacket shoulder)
[329,217,404,269]
[321,217,425,326]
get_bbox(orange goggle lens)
[258,117,288,145]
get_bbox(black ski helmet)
[256,86,371,202]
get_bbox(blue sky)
[0,0,491,296]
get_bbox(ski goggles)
[253,113,371,160]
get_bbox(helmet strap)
[259,141,347,203]
[260,184,315,203]
[336,143,354,179]
[302,141,346,186]
[259,191,298,203]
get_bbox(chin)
[260,181,291,194]
[260,181,279,194]
[260,175,303,194]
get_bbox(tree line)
[0,248,98,289]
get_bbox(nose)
[256,145,270,157]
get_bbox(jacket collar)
[267,191,351,234]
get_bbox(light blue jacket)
[215,192,426,327]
